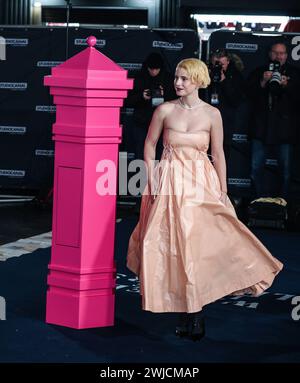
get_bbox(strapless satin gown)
[127,127,283,313]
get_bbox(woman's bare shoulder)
[161,99,178,109]
[202,102,221,118]
[198,100,219,114]
[155,99,178,115]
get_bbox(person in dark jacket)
[126,52,177,161]
[247,41,300,199]
[203,49,246,173]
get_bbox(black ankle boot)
[188,311,205,341]
[175,313,189,337]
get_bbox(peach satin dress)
[127,127,283,313]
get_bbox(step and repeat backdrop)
[0,26,199,195]
[0,27,299,199]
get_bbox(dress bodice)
[163,127,210,153]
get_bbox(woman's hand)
[148,164,160,203]
[148,180,155,202]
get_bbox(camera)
[268,60,282,93]
[210,61,222,83]
[146,86,162,98]
[148,85,164,106]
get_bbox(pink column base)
[46,288,115,329]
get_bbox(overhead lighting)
[46,22,80,27]
[253,33,283,36]
[263,26,276,31]
[193,14,290,24]
[194,14,292,34]
[34,1,42,7]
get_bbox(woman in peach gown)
[126,58,283,341]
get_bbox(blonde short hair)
[176,58,211,88]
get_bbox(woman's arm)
[210,108,227,195]
[144,104,167,194]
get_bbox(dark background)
[0,26,300,198]
[0,1,299,199]
[0,26,199,192]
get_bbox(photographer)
[247,42,300,200]
[204,49,246,169]
[126,52,176,161]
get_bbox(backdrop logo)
[118,63,142,71]
[0,125,27,135]
[0,36,5,60]
[35,149,54,156]
[121,108,134,115]
[153,41,183,50]
[75,38,106,47]
[226,43,258,52]
[0,169,26,178]
[228,178,251,187]
[0,296,6,320]
[0,82,27,90]
[232,133,248,142]
[37,61,63,67]
[266,158,278,166]
[5,38,28,46]
[291,36,300,61]
[35,105,56,113]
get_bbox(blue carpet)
[0,217,299,363]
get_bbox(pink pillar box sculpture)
[44,36,133,329]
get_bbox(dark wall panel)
[0,26,199,193]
